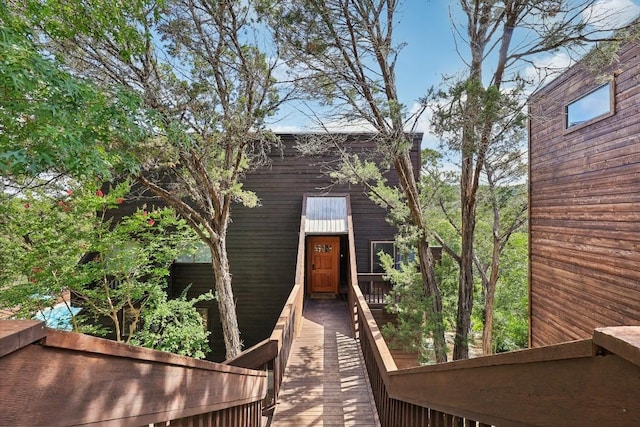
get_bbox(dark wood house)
[528,40,640,347]
[167,133,421,360]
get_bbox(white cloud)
[525,51,574,86]
[404,102,430,133]
[582,0,640,30]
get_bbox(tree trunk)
[454,156,476,360]
[209,234,242,359]
[482,218,502,355]
[393,150,447,363]
[417,237,448,363]
[482,281,495,355]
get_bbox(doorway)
[306,236,340,294]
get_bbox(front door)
[306,236,340,294]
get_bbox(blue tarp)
[34,305,81,331]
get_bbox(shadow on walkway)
[270,299,380,426]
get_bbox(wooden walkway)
[270,299,380,426]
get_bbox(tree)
[489,231,528,353]
[1,5,212,358]
[426,0,639,359]
[131,288,213,359]
[17,0,284,358]
[266,0,448,362]
[475,140,528,355]
[0,3,145,180]
[74,196,200,343]
[0,181,208,353]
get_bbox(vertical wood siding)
[173,133,421,361]
[528,42,640,347]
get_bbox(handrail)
[347,259,640,425]
[340,197,640,425]
[0,320,266,426]
[357,272,393,306]
[0,196,311,426]
[224,197,307,408]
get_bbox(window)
[314,244,333,253]
[371,241,396,273]
[176,241,212,263]
[371,241,422,273]
[565,81,614,130]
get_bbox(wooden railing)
[0,197,311,426]
[343,213,640,425]
[357,272,393,306]
[224,283,303,408]
[224,198,307,409]
[0,320,266,426]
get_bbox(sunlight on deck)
[271,299,380,426]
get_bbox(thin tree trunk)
[393,150,447,363]
[482,282,495,355]
[482,201,502,356]
[454,186,475,360]
[417,238,448,362]
[210,233,242,359]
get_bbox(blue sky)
[267,0,640,150]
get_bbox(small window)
[176,241,212,263]
[371,241,418,273]
[565,81,614,130]
[371,241,396,273]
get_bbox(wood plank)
[594,326,640,368]
[0,320,46,358]
[529,40,640,347]
[0,333,267,426]
[272,299,380,426]
[387,349,640,426]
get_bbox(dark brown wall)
[173,133,422,360]
[528,42,640,347]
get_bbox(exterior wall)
[528,41,640,347]
[173,133,421,360]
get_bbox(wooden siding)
[528,41,640,347]
[172,133,421,361]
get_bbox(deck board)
[271,299,380,426]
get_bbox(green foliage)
[0,5,146,179]
[490,232,529,353]
[131,289,214,359]
[74,200,198,342]
[0,180,126,321]
[380,145,529,360]
[6,0,282,359]
[265,0,409,130]
[0,179,205,354]
[379,255,427,354]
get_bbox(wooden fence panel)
[0,322,266,427]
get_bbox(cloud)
[524,51,575,86]
[404,102,430,133]
[582,0,640,29]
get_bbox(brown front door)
[307,236,340,294]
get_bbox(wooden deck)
[270,299,380,426]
